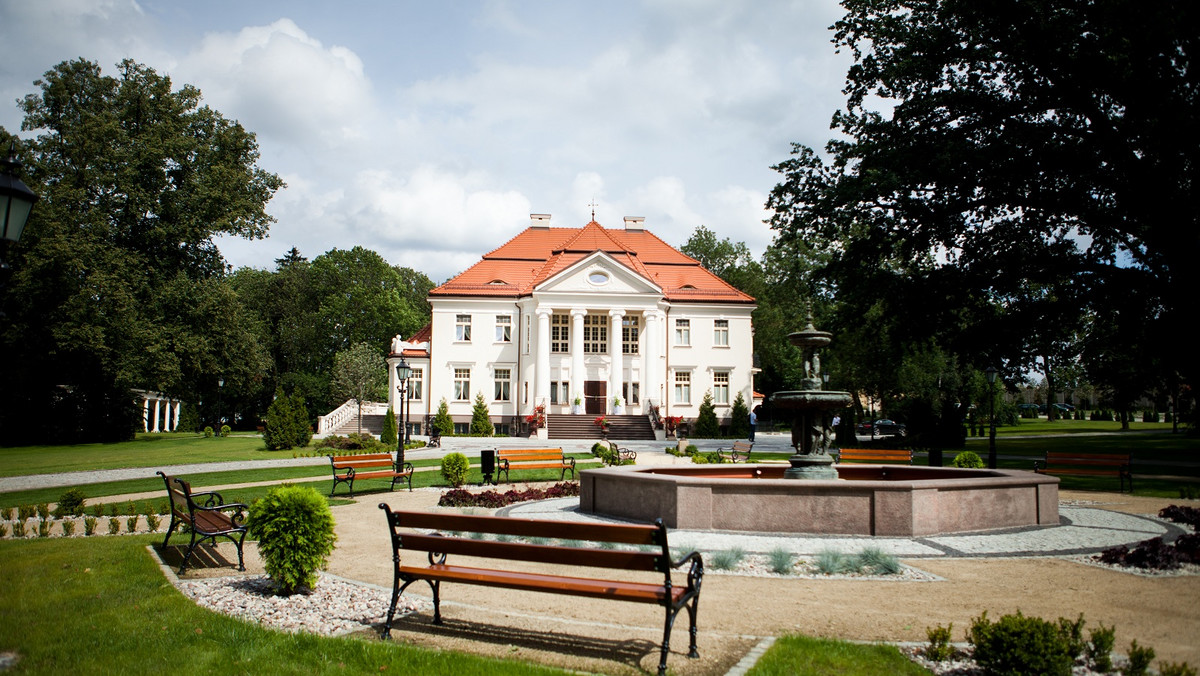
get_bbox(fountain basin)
[579,464,1059,536]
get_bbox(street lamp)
[217,377,225,434]
[1,143,40,305]
[985,366,998,469]
[394,359,412,460]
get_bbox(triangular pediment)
[535,251,662,295]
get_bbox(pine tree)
[263,390,306,450]
[433,398,454,436]
[694,391,720,438]
[730,391,750,438]
[381,408,398,449]
[470,392,494,436]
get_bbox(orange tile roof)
[431,221,754,304]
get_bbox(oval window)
[588,271,610,285]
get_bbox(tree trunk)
[1041,354,1057,421]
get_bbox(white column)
[535,306,553,409]
[171,401,180,431]
[644,311,660,408]
[142,397,150,432]
[570,308,586,407]
[609,310,625,412]
[152,398,161,432]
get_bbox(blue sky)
[1,0,851,282]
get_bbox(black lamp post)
[1,143,40,303]
[217,377,225,434]
[394,359,412,460]
[985,366,998,469]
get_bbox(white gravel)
[175,573,429,637]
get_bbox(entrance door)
[584,380,607,415]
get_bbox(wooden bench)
[157,471,248,574]
[377,506,703,676]
[615,444,637,464]
[328,452,414,496]
[1034,452,1132,492]
[836,448,913,464]
[716,441,754,463]
[496,448,575,483]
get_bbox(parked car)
[1051,403,1075,412]
[872,419,907,437]
[1017,403,1040,413]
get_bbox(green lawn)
[0,535,571,675]
[0,535,939,675]
[0,433,281,477]
[991,419,1177,436]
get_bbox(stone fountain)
[770,313,851,480]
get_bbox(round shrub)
[951,450,984,468]
[247,485,337,594]
[203,426,214,438]
[54,487,87,517]
[969,611,1073,676]
[220,424,231,437]
[441,452,470,487]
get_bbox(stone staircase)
[329,413,387,437]
[546,414,655,440]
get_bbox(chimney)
[623,216,645,231]
[530,213,551,229]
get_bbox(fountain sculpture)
[770,313,850,480]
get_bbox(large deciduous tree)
[767,0,1196,424]
[0,59,282,443]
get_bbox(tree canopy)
[765,0,1196,427]
[0,59,283,443]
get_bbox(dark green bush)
[729,392,750,438]
[441,452,470,488]
[381,408,398,449]
[262,390,312,450]
[470,393,493,436]
[433,398,453,436]
[247,485,337,595]
[1088,622,1116,672]
[925,623,954,662]
[314,433,387,453]
[54,488,87,517]
[692,391,720,437]
[968,611,1073,676]
[1123,639,1155,676]
[1158,661,1197,676]
[951,450,984,469]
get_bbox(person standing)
[749,408,757,441]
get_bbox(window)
[588,271,610,285]
[494,368,511,402]
[622,315,640,354]
[674,371,691,404]
[675,318,690,346]
[454,368,470,401]
[551,313,570,353]
[622,382,640,405]
[453,422,471,435]
[713,371,730,405]
[409,367,423,401]
[455,314,472,342]
[495,315,512,342]
[583,314,608,353]
[713,319,729,347]
[550,381,569,405]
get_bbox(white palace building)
[385,214,756,438]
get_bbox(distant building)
[388,215,756,435]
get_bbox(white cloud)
[177,19,374,148]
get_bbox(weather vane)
[588,198,598,221]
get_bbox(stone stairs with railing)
[546,414,656,440]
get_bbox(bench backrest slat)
[398,534,664,572]
[497,449,563,461]
[164,476,192,517]
[1044,452,1129,465]
[390,510,660,546]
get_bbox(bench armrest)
[195,501,248,526]
[189,490,227,508]
[1032,459,1044,472]
[671,550,705,593]
[398,461,415,474]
